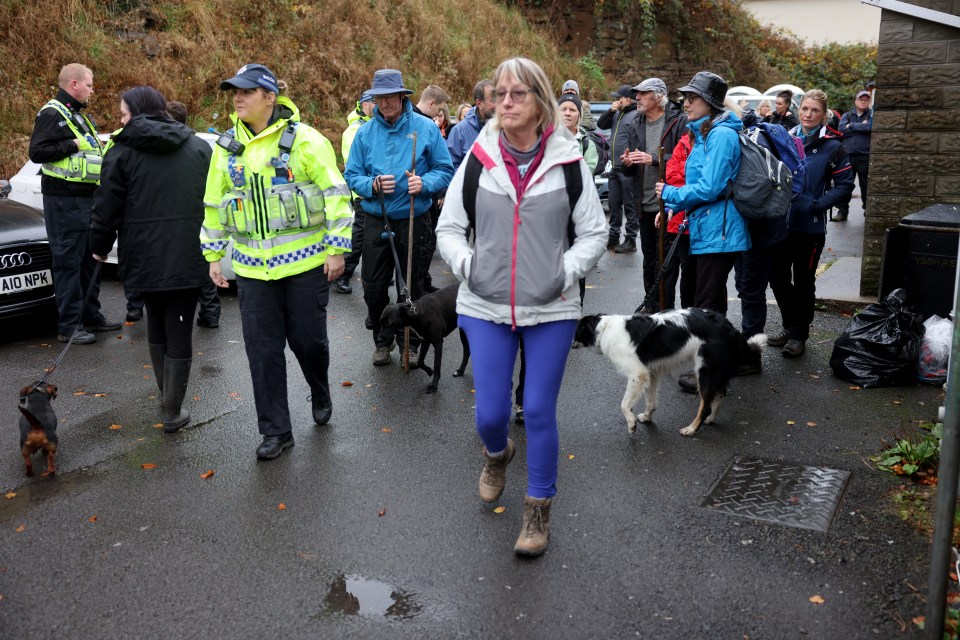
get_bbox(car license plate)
[0,269,52,294]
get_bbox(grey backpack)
[728,131,792,220]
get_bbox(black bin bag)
[829,288,926,388]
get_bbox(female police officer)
[200,64,353,460]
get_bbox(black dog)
[18,382,59,477]
[379,284,470,393]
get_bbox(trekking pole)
[403,131,418,374]
[657,145,666,312]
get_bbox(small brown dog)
[18,382,59,477]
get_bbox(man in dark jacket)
[621,78,688,308]
[835,90,873,221]
[597,85,639,252]
[446,79,495,171]
[28,63,121,344]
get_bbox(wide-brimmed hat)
[220,64,279,94]
[678,71,728,111]
[367,69,414,96]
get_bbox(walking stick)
[403,131,418,373]
[657,145,666,312]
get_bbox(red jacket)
[664,135,692,235]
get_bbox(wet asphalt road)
[0,217,944,639]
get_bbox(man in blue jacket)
[344,69,454,366]
[446,79,495,171]
[835,90,872,221]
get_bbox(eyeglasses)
[495,88,534,104]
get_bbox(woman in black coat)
[90,86,212,433]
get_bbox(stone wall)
[866,0,960,295]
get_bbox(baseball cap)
[610,84,634,99]
[632,78,668,94]
[856,90,871,99]
[220,64,280,94]
[562,79,580,95]
[359,92,375,104]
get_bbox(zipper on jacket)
[510,202,521,330]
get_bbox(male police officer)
[29,63,120,343]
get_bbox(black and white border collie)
[574,309,766,437]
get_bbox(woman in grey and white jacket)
[436,57,607,558]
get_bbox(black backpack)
[461,153,583,244]
[580,129,610,176]
[727,130,793,220]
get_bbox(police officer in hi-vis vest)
[201,64,353,460]
[28,63,122,344]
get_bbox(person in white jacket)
[436,57,607,558]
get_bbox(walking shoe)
[607,236,620,250]
[256,432,294,460]
[678,371,697,394]
[373,341,395,366]
[479,439,516,503]
[614,238,637,253]
[58,330,96,345]
[735,361,762,376]
[333,276,352,294]
[781,339,806,358]
[85,319,122,332]
[402,346,419,370]
[364,315,374,331]
[834,210,848,222]
[766,331,789,348]
[514,495,553,557]
[196,316,220,329]
[310,387,332,425]
[126,307,143,322]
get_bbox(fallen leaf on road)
[366,384,372,388]
[152,423,163,429]
[278,503,286,511]
[297,552,317,560]
[786,420,796,425]
[568,454,575,460]
[109,424,122,430]
[144,364,152,369]
[73,391,87,396]
[94,393,107,398]
[849,386,861,390]
[381,427,392,433]
[806,422,817,427]
[893,400,902,405]
[493,506,506,514]
[15,525,25,533]
[88,516,97,523]
[200,470,215,480]
[141,463,157,470]
[227,392,241,400]
[193,395,200,401]
[124,321,135,326]
[809,374,820,379]
[378,508,386,517]
[809,595,825,604]
[4,492,16,500]
[342,381,354,387]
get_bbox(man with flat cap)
[597,84,639,253]
[622,77,688,309]
[344,69,454,368]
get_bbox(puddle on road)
[322,574,422,620]
[0,468,100,520]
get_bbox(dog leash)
[634,219,686,315]
[20,260,104,404]
[375,182,415,312]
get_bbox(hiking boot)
[58,330,96,345]
[678,371,697,394]
[85,319,122,332]
[256,432,294,460]
[373,341,394,366]
[607,236,620,250]
[614,238,637,253]
[479,439,516,503]
[514,495,552,557]
[766,331,789,348]
[782,339,806,358]
[402,345,419,370]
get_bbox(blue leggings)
[458,315,577,499]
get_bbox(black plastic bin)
[879,204,959,319]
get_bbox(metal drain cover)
[700,457,852,532]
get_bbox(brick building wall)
[866,0,960,295]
